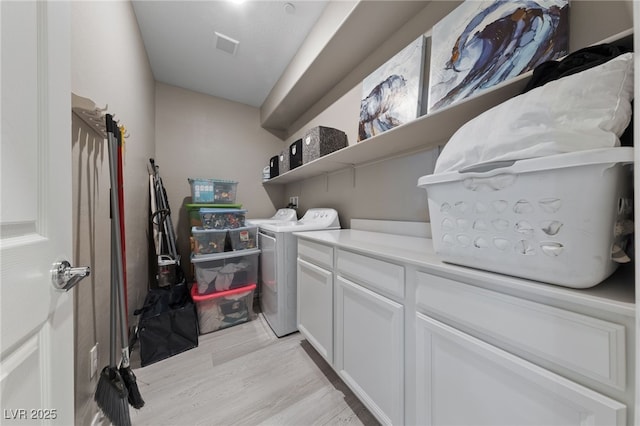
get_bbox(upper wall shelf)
[263,71,530,184]
[264,28,633,186]
[259,1,431,134]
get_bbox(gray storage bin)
[301,126,347,164]
[279,150,290,174]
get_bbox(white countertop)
[294,229,636,318]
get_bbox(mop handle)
[107,118,118,369]
[110,221,117,368]
[106,115,130,368]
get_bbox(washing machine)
[258,208,340,337]
[246,208,297,226]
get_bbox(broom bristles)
[120,365,145,409]
[95,367,131,426]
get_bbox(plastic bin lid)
[191,226,228,234]
[188,178,238,184]
[190,283,256,302]
[199,208,247,214]
[191,248,261,263]
[185,203,242,211]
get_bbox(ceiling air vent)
[214,32,239,56]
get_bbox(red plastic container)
[190,283,256,334]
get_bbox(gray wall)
[284,149,437,226]
[154,83,286,281]
[282,84,438,226]
[71,2,156,425]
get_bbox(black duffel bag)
[522,43,631,93]
[134,279,198,367]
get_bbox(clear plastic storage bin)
[188,178,238,204]
[191,248,260,295]
[191,227,227,255]
[185,203,243,227]
[199,208,246,229]
[418,148,634,288]
[191,283,256,334]
[228,226,258,251]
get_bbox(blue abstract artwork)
[358,36,426,141]
[428,0,569,113]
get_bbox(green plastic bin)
[185,203,243,227]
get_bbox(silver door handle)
[51,260,91,291]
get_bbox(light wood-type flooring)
[129,312,379,426]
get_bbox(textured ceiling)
[132,0,328,108]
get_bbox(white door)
[1,1,75,424]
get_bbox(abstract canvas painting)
[358,36,426,141]
[428,0,569,113]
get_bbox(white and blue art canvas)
[428,0,569,113]
[358,36,425,141]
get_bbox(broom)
[94,216,130,426]
[116,220,145,409]
[116,240,145,409]
[107,115,145,409]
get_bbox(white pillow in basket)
[434,52,634,174]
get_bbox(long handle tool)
[94,116,131,426]
[106,115,145,409]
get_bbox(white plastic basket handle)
[458,160,517,174]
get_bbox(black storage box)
[289,139,303,169]
[269,155,279,178]
[134,280,199,367]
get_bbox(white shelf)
[264,28,633,186]
[264,71,530,184]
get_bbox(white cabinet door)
[336,276,404,426]
[416,313,626,426]
[297,257,333,363]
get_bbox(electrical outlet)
[90,344,98,379]
[289,196,299,208]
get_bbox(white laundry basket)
[418,148,634,288]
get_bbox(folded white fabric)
[434,53,634,174]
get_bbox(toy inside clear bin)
[228,226,258,250]
[199,208,247,229]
